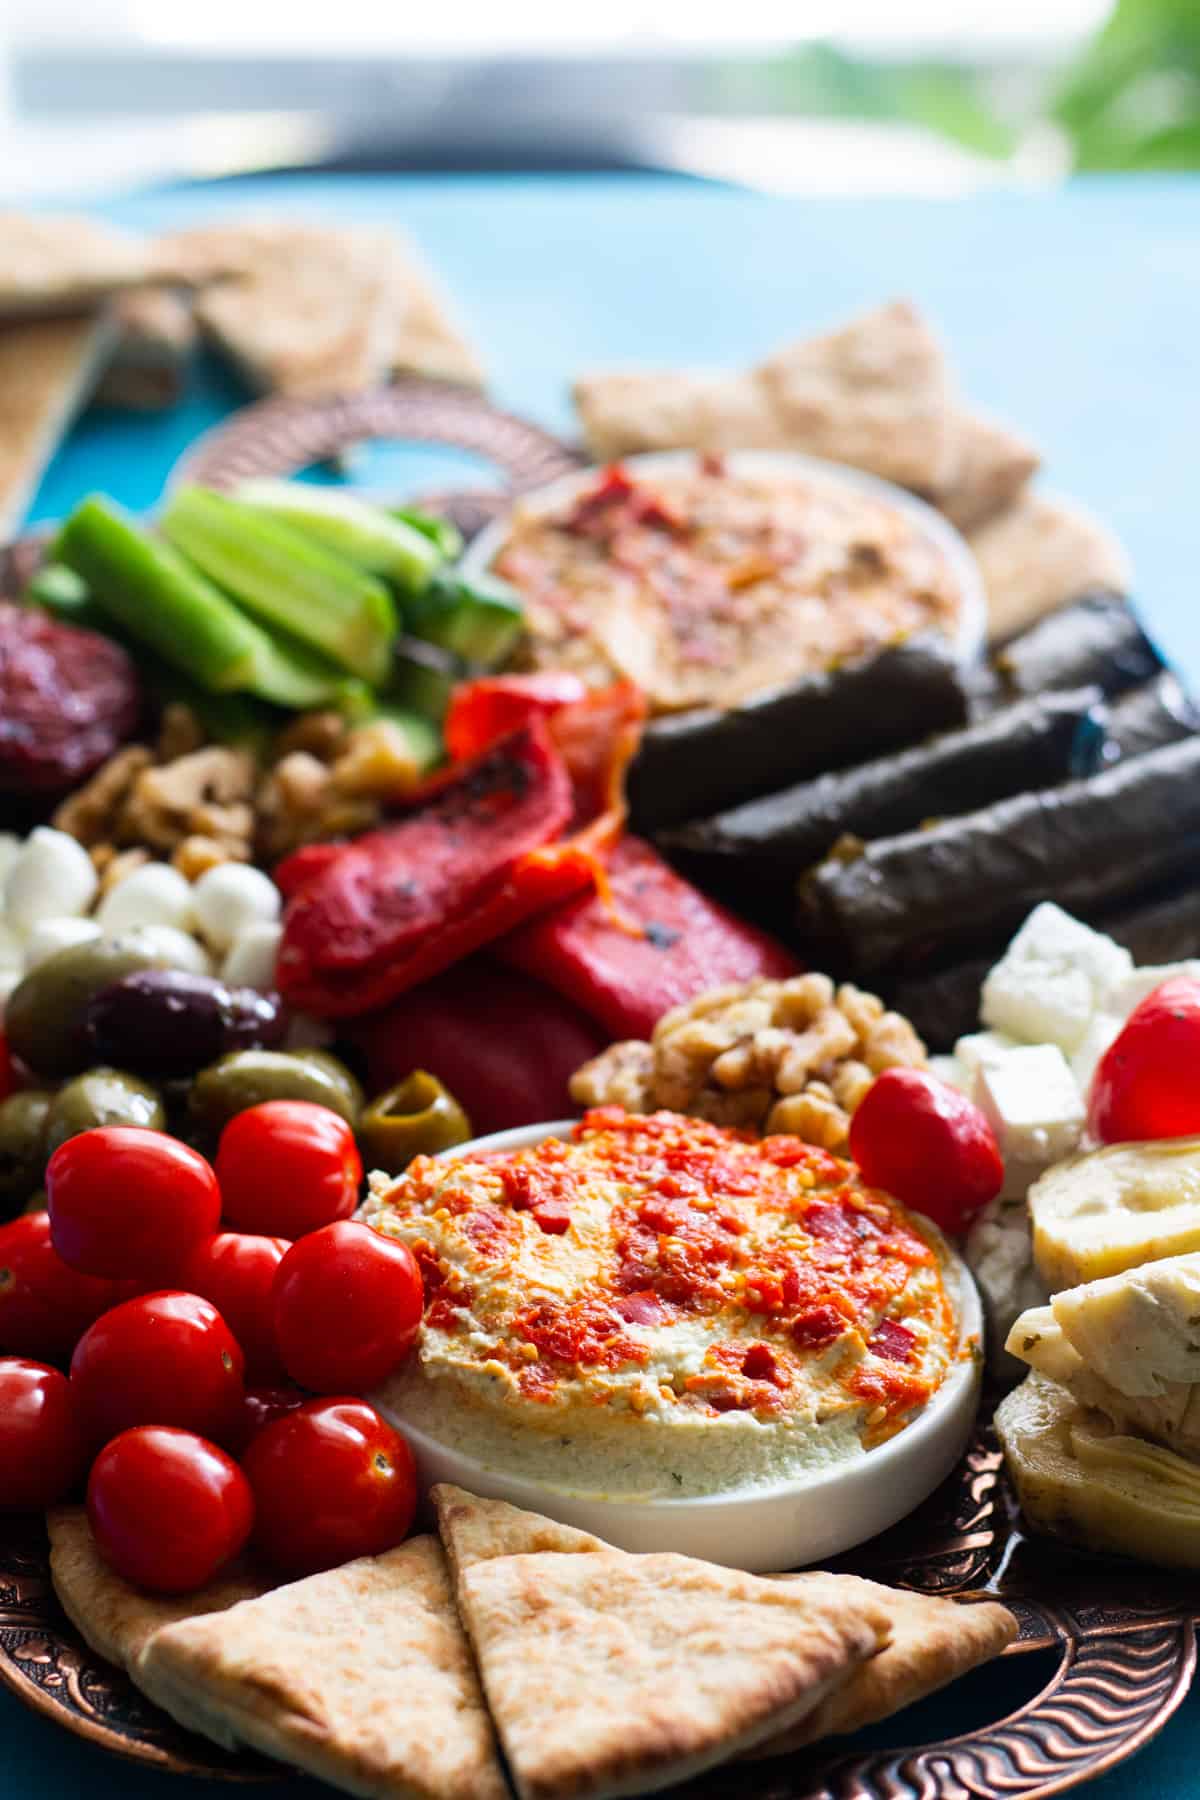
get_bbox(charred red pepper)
[497,835,798,1040]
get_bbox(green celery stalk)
[386,505,464,563]
[23,562,107,630]
[407,565,524,668]
[365,702,444,775]
[233,478,441,595]
[54,495,367,711]
[162,487,398,687]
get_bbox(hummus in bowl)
[464,451,985,715]
[367,1108,981,1570]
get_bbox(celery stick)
[24,563,107,630]
[162,487,398,687]
[387,505,464,563]
[366,702,443,775]
[54,495,366,711]
[407,566,524,668]
[54,495,263,692]
[389,640,461,723]
[236,479,443,594]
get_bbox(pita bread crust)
[136,1535,508,1800]
[46,1507,266,1674]
[753,300,958,492]
[0,213,168,320]
[751,1574,1017,1752]
[158,219,481,398]
[573,370,787,462]
[937,412,1040,533]
[454,1548,889,1800]
[968,489,1133,642]
[433,1484,609,1584]
[0,314,115,539]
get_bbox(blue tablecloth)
[8,169,1200,1796]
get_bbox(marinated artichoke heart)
[1006,1252,1200,1458]
[1029,1137,1200,1293]
[995,1371,1200,1568]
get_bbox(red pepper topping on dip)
[362,1108,958,1484]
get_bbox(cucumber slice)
[407,566,524,669]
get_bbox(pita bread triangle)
[46,1506,267,1675]
[751,1573,1017,1753]
[439,1504,890,1800]
[136,1534,509,1800]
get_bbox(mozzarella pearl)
[118,924,213,976]
[23,916,104,972]
[219,921,283,992]
[191,864,281,952]
[97,863,195,937]
[4,828,98,933]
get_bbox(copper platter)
[3,382,1198,1795]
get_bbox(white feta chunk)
[954,1030,1021,1075]
[1070,1011,1123,1099]
[4,827,97,933]
[0,920,24,975]
[1107,962,1200,1020]
[0,836,21,890]
[965,1201,1048,1376]
[929,1054,969,1093]
[973,1042,1085,1168]
[981,903,1132,1052]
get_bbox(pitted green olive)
[188,1049,363,1138]
[5,938,167,1079]
[0,1091,54,1217]
[359,1071,471,1174]
[42,1067,166,1157]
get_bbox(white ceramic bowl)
[461,448,988,669]
[374,1121,983,1573]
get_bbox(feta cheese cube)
[1107,962,1200,1020]
[1070,1011,1122,1098]
[973,1043,1086,1168]
[954,1030,1021,1076]
[981,903,1132,1052]
[929,1054,969,1093]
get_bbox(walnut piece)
[570,972,927,1154]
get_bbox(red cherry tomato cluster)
[0,1100,425,1592]
[1088,976,1200,1144]
[849,1067,1004,1237]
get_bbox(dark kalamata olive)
[84,969,290,1079]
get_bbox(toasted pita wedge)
[47,1507,267,1675]
[0,314,115,539]
[750,1574,1017,1753]
[968,489,1133,642]
[936,411,1040,533]
[136,1535,508,1800]
[452,1546,888,1800]
[573,368,787,462]
[387,252,485,389]
[0,212,218,322]
[94,287,196,410]
[433,1484,609,1583]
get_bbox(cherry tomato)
[242,1397,416,1577]
[1089,977,1200,1143]
[0,1212,134,1363]
[0,1358,86,1510]
[87,1426,253,1593]
[848,1067,1003,1237]
[70,1291,245,1450]
[229,1382,308,1455]
[216,1102,361,1239]
[272,1221,423,1394]
[178,1232,291,1384]
[47,1128,220,1282]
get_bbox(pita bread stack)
[48,1483,1016,1800]
[573,299,1129,643]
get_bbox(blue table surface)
[8,169,1200,1796]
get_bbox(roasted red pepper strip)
[444,672,588,764]
[276,718,579,1017]
[497,835,799,1040]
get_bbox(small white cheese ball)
[219,920,283,991]
[0,835,21,890]
[0,920,25,974]
[192,863,281,953]
[97,863,195,937]
[4,828,98,934]
[118,924,213,977]
[23,916,103,972]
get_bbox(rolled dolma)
[796,736,1200,972]
[627,632,968,831]
[885,956,992,1051]
[994,590,1161,699]
[659,686,1105,878]
[1103,672,1199,761]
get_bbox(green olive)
[42,1067,167,1158]
[359,1071,471,1175]
[188,1049,364,1138]
[5,938,168,1079]
[0,1091,54,1218]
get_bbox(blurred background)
[3,0,1198,200]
